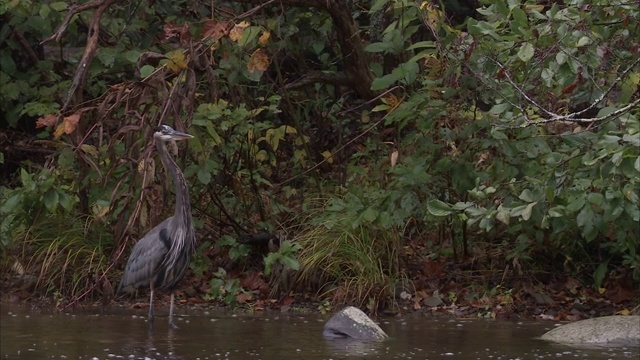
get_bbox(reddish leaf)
[36,114,57,128]
[202,20,229,42]
[280,295,294,307]
[605,285,636,304]
[236,292,253,304]
[562,82,578,94]
[421,260,445,279]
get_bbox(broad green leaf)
[452,202,474,211]
[576,36,591,47]
[39,4,51,18]
[519,189,536,202]
[490,127,508,140]
[139,65,155,78]
[372,104,390,112]
[280,256,300,271]
[401,193,419,212]
[496,206,510,225]
[556,52,567,65]
[362,206,378,222]
[495,0,509,16]
[548,206,564,217]
[511,7,528,26]
[124,50,141,63]
[20,168,31,186]
[541,68,554,86]
[370,0,389,13]
[427,199,453,217]
[476,8,494,16]
[625,202,640,221]
[522,202,537,221]
[365,42,390,53]
[517,42,535,62]
[43,189,59,212]
[58,191,74,211]
[593,262,608,288]
[238,26,262,47]
[406,41,436,51]
[566,196,585,213]
[392,61,419,85]
[1,194,21,213]
[50,2,68,11]
[586,193,603,206]
[490,103,511,115]
[622,134,640,146]
[371,73,398,90]
[197,168,211,185]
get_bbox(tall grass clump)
[10,214,112,302]
[293,199,408,311]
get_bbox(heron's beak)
[170,131,194,140]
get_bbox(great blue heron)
[118,124,196,329]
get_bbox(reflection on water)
[1,302,638,359]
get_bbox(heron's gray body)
[119,216,195,293]
[117,125,196,329]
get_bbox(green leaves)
[517,42,534,62]
[371,60,420,90]
[263,240,302,276]
[427,199,453,217]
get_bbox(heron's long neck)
[157,140,192,229]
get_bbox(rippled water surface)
[1,302,638,359]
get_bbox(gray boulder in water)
[323,306,388,340]
[540,315,640,346]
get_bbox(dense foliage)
[1,0,638,313]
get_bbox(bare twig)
[491,59,560,119]
[40,0,105,45]
[487,55,640,128]
[566,56,640,120]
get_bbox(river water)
[1,302,638,359]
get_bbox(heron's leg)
[148,284,155,324]
[168,292,178,329]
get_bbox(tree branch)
[43,0,125,112]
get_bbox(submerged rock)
[323,306,388,341]
[540,315,640,346]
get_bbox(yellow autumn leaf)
[229,21,250,42]
[53,113,81,138]
[53,123,65,138]
[247,48,269,73]
[321,150,334,164]
[423,55,441,79]
[381,94,400,108]
[80,144,99,157]
[616,309,630,316]
[258,30,271,46]
[166,50,188,73]
[64,113,80,134]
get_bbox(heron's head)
[154,124,194,141]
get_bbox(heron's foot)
[169,321,179,330]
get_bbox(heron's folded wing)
[118,222,171,293]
